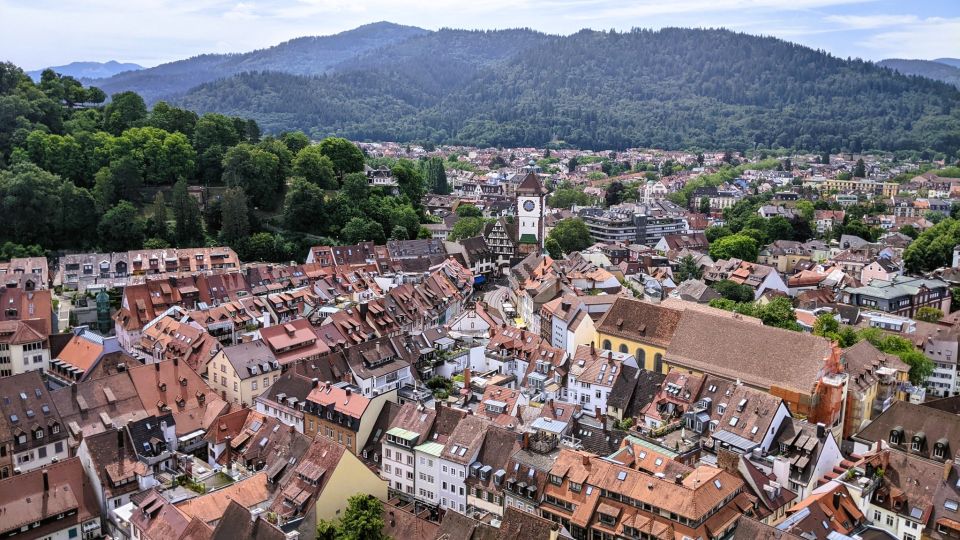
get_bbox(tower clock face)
[523,200,536,212]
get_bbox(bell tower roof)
[516,172,546,195]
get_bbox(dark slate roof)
[127,413,173,459]
[624,369,667,420]
[855,400,960,462]
[211,500,285,540]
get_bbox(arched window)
[602,340,612,350]
[618,344,628,354]
[636,349,646,370]
[654,353,664,373]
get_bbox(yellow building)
[310,438,388,521]
[817,178,899,197]
[595,297,683,374]
[208,340,281,407]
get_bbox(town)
[1,130,960,540]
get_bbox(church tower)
[515,172,546,255]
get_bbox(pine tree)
[172,180,204,246]
[220,187,249,245]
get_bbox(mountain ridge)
[878,58,960,88]
[170,26,960,154]
[27,60,142,81]
[86,21,428,102]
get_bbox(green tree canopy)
[293,145,337,189]
[102,91,147,135]
[219,187,250,245]
[171,179,204,246]
[547,218,593,256]
[98,201,145,251]
[222,143,284,210]
[282,178,327,236]
[708,234,759,262]
[319,137,364,178]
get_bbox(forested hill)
[87,22,429,102]
[171,27,960,154]
[878,59,960,88]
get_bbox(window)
[602,340,611,350]
[251,381,258,391]
[886,515,894,527]
[618,344,628,354]
[874,510,881,522]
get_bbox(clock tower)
[515,172,546,255]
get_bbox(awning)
[177,429,206,442]
[711,430,758,452]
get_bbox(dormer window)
[935,439,949,460]
[912,432,926,453]
[889,427,903,445]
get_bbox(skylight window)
[714,480,722,489]
[617,471,627,481]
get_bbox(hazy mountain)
[878,58,960,88]
[26,60,142,81]
[88,21,428,102]
[173,27,960,153]
[935,58,960,69]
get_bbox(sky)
[2,0,959,69]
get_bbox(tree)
[548,218,592,255]
[390,225,409,240]
[605,181,625,206]
[567,157,579,173]
[222,143,284,210]
[705,226,732,242]
[915,307,944,323]
[711,280,755,302]
[316,494,385,540]
[545,237,563,259]
[858,328,935,385]
[853,158,866,178]
[423,157,450,195]
[282,178,326,235]
[98,201,145,251]
[812,313,839,338]
[319,137,364,178]
[549,187,592,208]
[456,204,482,218]
[755,297,800,330]
[171,180,204,246]
[293,145,337,189]
[93,155,142,211]
[193,113,242,183]
[698,196,710,214]
[674,255,702,282]
[448,217,485,241]
[146,102,198,137]
[281,131,310,154]
[102,91,147,135]
[709,234,759,262]
[341,217,385,244]
[391,159,426,211]
[144,192,169,241]
[220,187,250,245]
[903,219,960,273]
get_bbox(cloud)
[856,17,960,59]
[823,13,918,29]
[1,0,957,67]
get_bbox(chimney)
[463,368,471,391]
[595,406,602,421]
[590,341,595,355]
[581,454,590,467]
[71,384,77,398]
[42,469,49,493]
[945,459,954,483]
[154,362,160,372]
[311,378,319,388]
[224,436,232,470]
[117,428,124,449]
[832,490,841,510]
[345,388,352,397]
[522,433,530,450]
[675,474,683,484]
[816,423,826,439]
